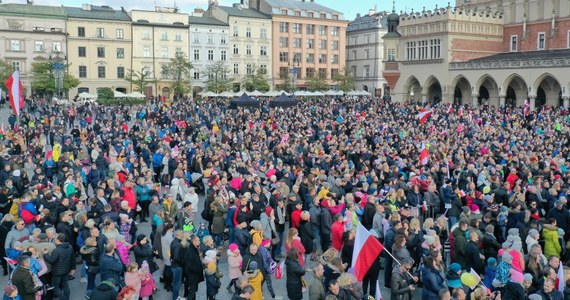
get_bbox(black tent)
[269,92,299,108]
[229,93,260,109]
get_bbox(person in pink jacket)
[124,262,142,299]
[139,261,156,300]
[226,243,243,293]
[285,228,306,267]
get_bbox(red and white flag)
[419,143,429,165]
[446,103,453,114]
[558,261,565,292]
[352,223,384,281]
[524,99,530,116]
[458,106,464,117]
[417,110,432,124]
[5,70,24,117]
[375,280,383,300]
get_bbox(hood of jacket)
[97,280,116,291]
[80,245,97,255]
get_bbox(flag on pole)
[458,106,464,117]
[419,143,429,165]
[352,223,384,281]
[5,70,24,117]
[417,110,432,124]
[375,280,383,300]
[447,103,453,114]
[557,261,565,292]
[524,99,530,117]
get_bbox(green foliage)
[334,68,355,92]
[125,68,157,92]
[97,87,114,101]
[244,68,270,92]
[97,98,146,106]
[205,61,234,93]
[30,61,80,96]
[305,75,328,92]
[161,52,192,99]
[278,70,292,92]
[0,59,14,91]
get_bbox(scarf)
[276,206,285,225]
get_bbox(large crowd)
[0,95,569,300]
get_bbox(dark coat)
[299,219,314,253]
[184,244,204,284]
[421,267,446,300]
[390,267,415,300]
[502,281,526,300]
[482,233,501,260]
[11,266,39,300]
[55,221,74,245]
[170,238,185,269]
[452,227,468,268]
[285,257,306,300]
[43,242,75,275]
[465,240,485,274]
[133,243,156,273]
[99,253,124,284]
[89,280,118,300]
[362,202,376,230]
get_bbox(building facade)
[129,8,189,98]
[0,3,67,97]
[249,0,346,90]
[188,10,230,93]
[65,4,132,96]
[383,0,570,108]
[208,1,272,90]
[346,9,387,96]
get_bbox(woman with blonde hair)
[285,228,306,267]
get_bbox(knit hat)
[121,200,129,207]
[510,269,524,284]
[523,273,534,283]
[511,241,522,251]
[470,204,481,214]
[449,263,461,273]
[265,206,273,216]
[508,228,519,236]
[528,229,539,237]
[487,257,497,268]
[423,235,435,246]
[502,252,513,264]
[205,250,217,260]
[500,206,508,212]
[261,239,271,247]
[141,261,149,272]
[558,228,565,236]
[229,243,239,252]
[3,285,16,296]
[250,220,261,229]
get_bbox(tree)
[334,67,355,92]
[278,70,292,92]
[30,61,80,97]
[125,68,156,93]
[305,74,328,92]
[204,61,234,93]
[97,87,114,101]
[0,59,14,91]
[244,68,270,92]
[161,52,192,99]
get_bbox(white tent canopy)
[126,92,146,98]
[234,90,248,97]
[248,90,264,97]
[78,92,96,101]
[312,91,325,96]
[294,90,309,97]
[219,91,235,98]
[199,91,219,97]
[263,91,280,97]
[114,91,127,98]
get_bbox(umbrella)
[360,90,372,96]
[219,91,235,98]
[126,92,146,98]
[248,90,264,97]
[324,90,338,96]
[347,90,360,96]
[199,91,219,97]
[114,91,127,98]
[295,90,309,97]
[335,90,345,96]
[263,91,280,97]
[234,90,248,97]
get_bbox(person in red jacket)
[331,213,345,251]
[290,201,303,229]
[121,180,136,210]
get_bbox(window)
[34,41,44,52]
[208,50,214,61]
[352,50,357,59]
[365,49,370,59]
[308,12,314,18]
[246,45,252,55]
[295,11,301,17]
[306,39,314,49]
[306,67,315,77]
[78,27,85,37]
[117,48,125,59]
[306,25,315,35]
[364,65,370,78]
[97,47,105,58]
[293,38,302,48]
[279,67,288,77]
[10,40,21,51]
[279,22,289,33]
[319,54,327,64]
[293,52,301,63]
[246,27,252,38]
[117,67,125,78]
[97,66,105,78]
[78,66,87,78]
[221,36,226,44]
[318,68,327,79]
[279,52,289,62]
[331,54,339,64]
[233,44,239,54]
[319,25,327,35]
[280,37,289,48]
[96,27,104,38]
[208,35,213,44]
[388,49,396,61]
[332,40,339,50]
[143,31,150,40]
[260,46,267,56]
[175,32,182,41]
[259,64,267,74]
[11,62,20,72]
[331,68,339,78]
[333,14,339,20]
[260,28,267,39]
[175,48,182,55]
[293,23,302,34]
[161,32,168,41]
[193,49,200,60]
[246,64,253,75]
[161,47,168,58]
[537,32,546,50]
[53,42,62,52]
[320,13,327,19]
[233,26,239,37]
[320,40,327,50]
[306,53,314,63]
[281,9,288,15]
[117,29,124,39]
[331,26,339,36]
[193,35,199,43]
[193,72,200,80]
[143,46,151,58]
[221,50,227,61]
[350,66,356,77]
[234,63,239,74]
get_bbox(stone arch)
[451,75,471,105]
[503,73,528,107]
[423,75,442,104]
[403,75,422,102]
[475,74,499,106]
[533,73,562,107]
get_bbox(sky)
[3,0,447,20]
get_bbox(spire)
[392,0,396,13]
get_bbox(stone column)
[421,94,427,104]
[499,96,505,107]
[529,97,536,110]
[472,95,479,107]
[564,96,569,108]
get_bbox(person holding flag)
[390,258,417,300]
[4,70,24,119]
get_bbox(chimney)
[82,3,91,10]
[369,8,376,16]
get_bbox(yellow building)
[129,8,189,99]
[64,4,133,96]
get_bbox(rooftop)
[217,5,270,19]
[188,16,228,26]
[0,3,65,18]
[264,0,341,15]
[64,5,131,21]
[467,49,570,63]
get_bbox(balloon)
[461,273,478,288]
[483,186,491,194]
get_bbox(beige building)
[65,4,133,96]
[129,8,189,98]
[0,3,67,97]
[208,1,273,90]
[248,0,346,90]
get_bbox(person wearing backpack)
[257,240,276,299]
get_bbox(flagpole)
[380,246,415,278]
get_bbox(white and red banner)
[419,143,429,165]
[523,99,530,117]
[375,280,383,300]
[5,70,24,117]
[352,223,384,281]
[446,103,453,114]
[417,110,432,124]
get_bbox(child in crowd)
[139,261,156,300]
[125,262,142,299]
[227,243,243,293]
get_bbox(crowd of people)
[0,94,569,300]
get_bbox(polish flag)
[557,261,565,292]
[375,280,383,300]
[5,70,24,117]
[417,110,432,124]
[523,99,530,116]
[447,103,453,114]
[419,143,429,165]
[352,223,384,281]
[458,106,464,117]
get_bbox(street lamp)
[49,52,66,100]
[288,59,300,96]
